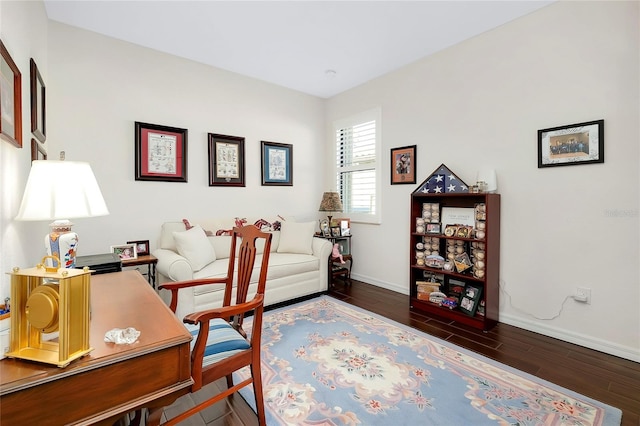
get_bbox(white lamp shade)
[476,168,497,193]
[15,160,109,221]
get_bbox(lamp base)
[45,220,78,269]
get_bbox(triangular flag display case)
[413,163,470,194]
[410,166,500,331]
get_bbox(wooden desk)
[0,270,193,425]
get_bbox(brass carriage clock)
[6,256,93,367]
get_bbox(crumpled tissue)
[104,327,141,344]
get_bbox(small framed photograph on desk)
[111,244,137,260]
[127,240,150,256]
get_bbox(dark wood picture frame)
[390,145,416,185]
[127,240,150,256]
[0,39,22,148]
[261,141,293,186]
[31,138,47,161]
[30,58,46,143]
[207,133,245,187]
[135,121,188,182]
[538,119,604,168]
[459,282,483,317]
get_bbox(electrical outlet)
[574,287,591,304]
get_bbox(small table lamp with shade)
[318,191,343,227]
[7,157,109,366]
[14,157,110,268]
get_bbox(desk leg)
[149,263,156,289]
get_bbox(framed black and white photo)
[208,133,245,187]
[261,141,292,186]
[538,120,604,168]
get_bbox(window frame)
[333,107,382,225]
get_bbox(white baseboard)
[348,276,640,363]
[350,272,409,295]
[499,312,640,363]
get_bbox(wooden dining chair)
[149,225,272,426]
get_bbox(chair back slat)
[229,225,272,329]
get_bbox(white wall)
[43,21,326,255]
[326,1,639,361]
[2,1,638,362]
[0,1,49,300]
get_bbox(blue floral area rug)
[234,296,621,425]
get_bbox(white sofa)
[153,219,332,319]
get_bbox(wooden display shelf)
[409,192,500,331]
[410,297,493,330]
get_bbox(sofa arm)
[312,237,333,291]
[153,248,194,282]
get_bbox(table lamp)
[15,158,109,268]
[318,191,343,225]
[476,168,498,193]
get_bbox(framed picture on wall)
[208,133,245,187]
[390,145,416,185]
[135,121,188,182]
[538,119,604,168]
[31,138,47,161]
[30,58,46,143]
[261,141,293,186]
[0,39,22,148]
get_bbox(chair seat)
[184,318,250,366]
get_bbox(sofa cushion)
[277,221,315,255]
[173,225,217,272]
[192,253,319,284]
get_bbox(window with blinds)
[334,108,381,224]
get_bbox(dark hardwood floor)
[330,280,640,426]
[161,280,640,425]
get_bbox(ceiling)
[44,1,554,98]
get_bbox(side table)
[75,253,122,275]
[315,234,353,286]
[331,254,352,285]
[122,255,158,288]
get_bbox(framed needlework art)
[135,121,188,182]
[261,141,292,186]
[208,133,245,187]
